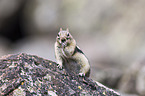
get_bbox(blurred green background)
[0,0,145,95]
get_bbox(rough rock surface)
[0,53,120,96]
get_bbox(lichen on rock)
[0,53,120,96]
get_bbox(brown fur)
[55,28,90,77]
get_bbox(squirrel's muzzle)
[61,39,66,43]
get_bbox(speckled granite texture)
[0,53,120,96]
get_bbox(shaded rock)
[0,0,27,42]
[94,68,122,89]
[118,59,145,95]
[136,65,145,95]
[0,53,120,96]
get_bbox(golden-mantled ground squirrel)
[55,28,90,77]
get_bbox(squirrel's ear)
[60,28,62,31]
[66,28,69,32]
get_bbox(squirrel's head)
[56,28,76,48]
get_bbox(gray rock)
[94,68,122,89]
[0,53,120,96]
[119,59,145,95]
[136,65,145,95]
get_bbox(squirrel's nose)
[61,39,66,43]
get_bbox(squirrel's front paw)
[79,73,85,77]
[57,64,63,70]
